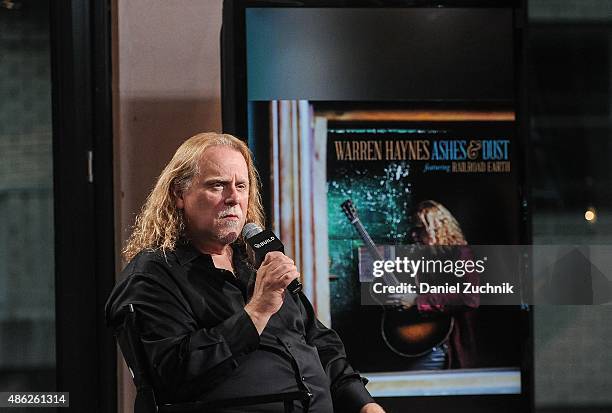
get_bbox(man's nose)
[225,185,240,204]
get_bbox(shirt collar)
[173,238,202,266]
[173,238,251,269]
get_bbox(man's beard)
[213,207,244,244]
[215,230,239,245]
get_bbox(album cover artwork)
[325,121,524,372]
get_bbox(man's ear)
[173,185,185,209]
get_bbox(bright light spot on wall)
[585,207,597,223]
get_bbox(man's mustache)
[217,207,243,219]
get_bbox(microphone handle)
[246,229,303,295]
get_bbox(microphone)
[242,223,303,294]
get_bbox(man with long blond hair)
[411,200,467,248]
[121,132,266,263]
[410,200,479,370]
[106,133,384,413]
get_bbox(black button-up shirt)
[105,240,373,412]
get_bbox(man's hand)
[360,402,386,413]
[244,251,300,334]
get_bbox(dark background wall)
[529,1,612,409]
[0,0,55,397]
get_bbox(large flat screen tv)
[222,2,530,412]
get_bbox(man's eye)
[212,183,224,189]
[237,184,248,190]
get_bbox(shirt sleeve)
[299,293,374,413]
[105,272,260,402]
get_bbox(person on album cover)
[105,133,385,413]
[409,200,480,369]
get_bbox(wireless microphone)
[242,223,303,294]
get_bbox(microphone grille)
[242,223,263,239]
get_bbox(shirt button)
[286,342,291,348]
[301,376,306,381]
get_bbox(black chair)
[111,304,312,413]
